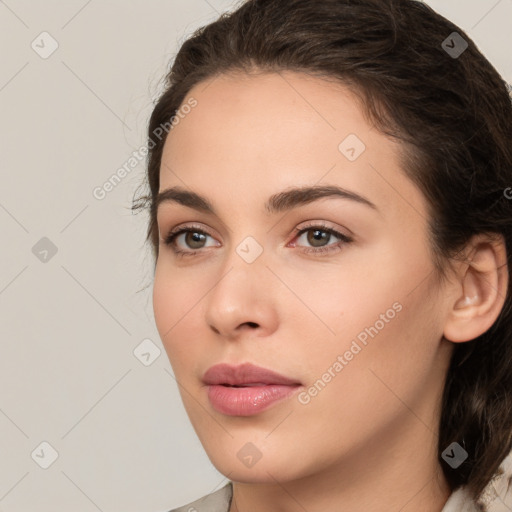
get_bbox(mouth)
[203,362,301,387]
[202,363,302,416]
[220,383,270,387]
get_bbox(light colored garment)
[169,449,512,512]
[169,483,232,512]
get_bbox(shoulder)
[441,449,512,512]
[167,482,233,512]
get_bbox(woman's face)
[153,71,455,483]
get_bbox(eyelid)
[293,220,353,239]
[165,222,212,238]
[163,219,350,241]
[163,223,220,249]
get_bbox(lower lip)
[207,384,300,416]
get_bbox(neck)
[228,415,452,512]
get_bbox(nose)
[203,250,279,340]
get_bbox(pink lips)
[203,363,302,416]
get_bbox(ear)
[443,233,509,343]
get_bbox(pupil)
[309,229,328,247]
[187,232,205,248]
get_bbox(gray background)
[0,1,511,511]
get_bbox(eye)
[291,222,353,256]
[161,222,353,258]
[162,224,218,257]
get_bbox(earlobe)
[443,234,509,343]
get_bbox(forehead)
[164,70,375,152]
[158,70,428,223]
[166,70,372,156]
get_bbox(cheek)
[292,245,440,404]
[277,252,402,348]
[152,262,197,359]
[152,260,221,384]
[152,264,176,341]
[290,298,440,464]
[153,258,206,328]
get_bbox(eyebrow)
[155,184,379,216]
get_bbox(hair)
[132,0,512,502]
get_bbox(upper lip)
[203,363,301,386]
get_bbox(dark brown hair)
[132,0,512,501]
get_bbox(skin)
[152,70,508,512]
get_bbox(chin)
[211,461,292,484]
[202,442,308,484]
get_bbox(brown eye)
[163,226,218,257]
[182,231,207,249]
[305,228,331,247]
[293,224,353,256]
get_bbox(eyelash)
[162,222,353,258]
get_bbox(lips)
[203,363,302,416]
[202,362,301,387]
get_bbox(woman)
[132,0,512,510]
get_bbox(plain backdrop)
[0,1,511,510]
